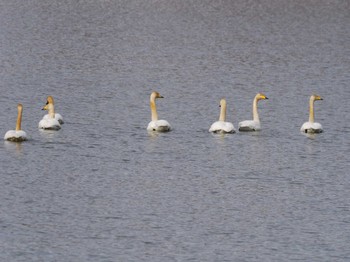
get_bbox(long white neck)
[150,94,158,121]
[16,105,23,131]
[252,97,259,122]
[219,101,226,121]
[309,96,315,123]
[48,104,55,118]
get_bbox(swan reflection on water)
[39,128,62,142]
[4,140,24,155]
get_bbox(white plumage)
[147,120,171,132]
[42,113,64,124]
[300,122,323,133]
[38,117,61,130]
[238,120,261,131]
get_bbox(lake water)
[0,0,350,261]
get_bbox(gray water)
[1,0,350,261]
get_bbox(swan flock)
[3,92,324,142]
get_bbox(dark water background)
[0,1,349,261]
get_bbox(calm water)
[1,0,350,261]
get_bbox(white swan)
[209,98,235,133]
[41,96,64,124]
[300,94,323,133]
[147,91,171,132]
[238,93,268,131]
[4,104,27,142]
[39,96,61,130]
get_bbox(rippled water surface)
[1,1,350,261]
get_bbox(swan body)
[300,94,323,133]
[42,113,64,124]
[147,91,171,132]
[38,118,61,130]
[300,122,323,133]
[209,99,235,133]
[4,104,27,142]
[239,93,268,131]
[147,120,171,132]
[39,96,61,130]
[238,120,261,131]
[4,130,27,142]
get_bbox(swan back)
[4,130,27,142]
[238,120,261,131]
[147,120,171,132]
[39,118,61,130]
[300,122,323,133]
[209,121,235,133]
[43,113,64,124]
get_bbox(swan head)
[256,93,268,101]
[41,96,56,118]
[219,98,226,107]
[42,96,54,111]
[17,103,23,112]
[151,91,164,100]
[47,96,55,104]
[311,94,323,101]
